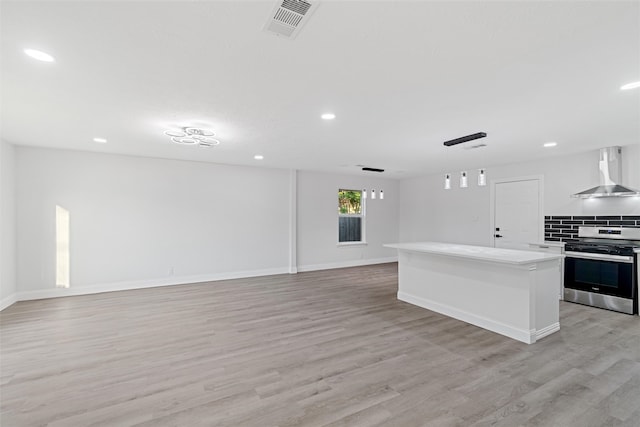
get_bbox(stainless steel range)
[564,227,640,315]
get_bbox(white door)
[493,179,542,249]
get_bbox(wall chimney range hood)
[572,147,640,198]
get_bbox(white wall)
[15,147,292,298]
[297,171,399,270]
[9,143,636,304]
[399,145,640,247]
[0,140,17,309]
[11,147,402,302]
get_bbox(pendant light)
[478,169,487,186]
[460,171,468,188]
[362,188,384,199]
[445,174,451,190]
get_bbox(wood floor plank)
[1,263,640,426]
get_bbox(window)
[338,189,365,243]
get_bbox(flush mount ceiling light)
[24,48,55,62]
[254,155,264,160]
[321,113,336,120]
[164,127,219,147]
[93,137,107,143]
[544,142,558,147]
[443,132,487,147]
[620,81,640,90]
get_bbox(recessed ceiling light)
[321,113,336,120]
[24,48,55,62]
[620,81,640,91]
[93,137,107,143]
[544,142,558,148]
[254,155,264,160]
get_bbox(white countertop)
[529,241,565,248]
[385,242,565,265]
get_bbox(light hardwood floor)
[1,263,639,427]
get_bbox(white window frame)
[337,189,367,246]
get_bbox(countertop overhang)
[384,242,565,265]
[530,241,565,248]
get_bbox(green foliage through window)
[338,190,362,214]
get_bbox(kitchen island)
[384,242,564,344]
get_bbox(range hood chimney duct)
[572,147,640,198]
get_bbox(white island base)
[385,243,564,344]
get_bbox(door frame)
[489,175,544,248]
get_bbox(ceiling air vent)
[264,0,319,39]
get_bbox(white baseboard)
[7,260,398,306]
[536,322,560,341]
[15,267,290,302]
[297,257,398,273]
[398,291,536,344]
[0,293,18,312]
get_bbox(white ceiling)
[1,0,639,178]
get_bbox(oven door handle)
[565,251,634,263]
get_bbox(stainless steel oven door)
[564,252,635,314]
